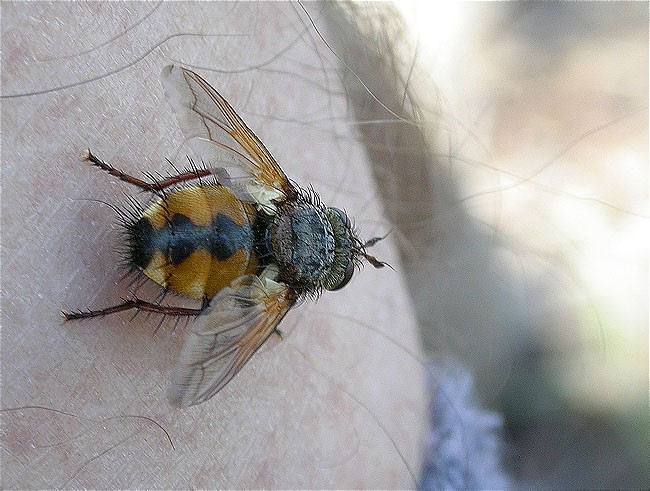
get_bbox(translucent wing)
[161,65,296,209]
[169,273,297,407]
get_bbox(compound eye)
[331,261,354,291]
[329,207,352,228]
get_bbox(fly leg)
[83,149,211,192]
[62,298,204,321]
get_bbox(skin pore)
[1,3,427,488]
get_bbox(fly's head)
[269,191,387,296]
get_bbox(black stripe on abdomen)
[128,213,253,268]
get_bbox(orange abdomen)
[127,185,260,299]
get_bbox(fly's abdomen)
[128,185,259,299]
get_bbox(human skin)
[1,2,427,488]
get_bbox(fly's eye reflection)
[330,262,355,291]
[61,65,386,407]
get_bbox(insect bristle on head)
[359,234,391,270]
[326,203,390,271]
[336,204,390,272]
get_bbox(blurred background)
[325,2,648,488]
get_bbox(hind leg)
[83,149,211,192]
[62,297,203,321]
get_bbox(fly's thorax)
[269,200,356,293]
[125,184,259,299]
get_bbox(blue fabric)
[420,363,511,490]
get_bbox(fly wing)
[161,65,296,210]
[169,273,297,407]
